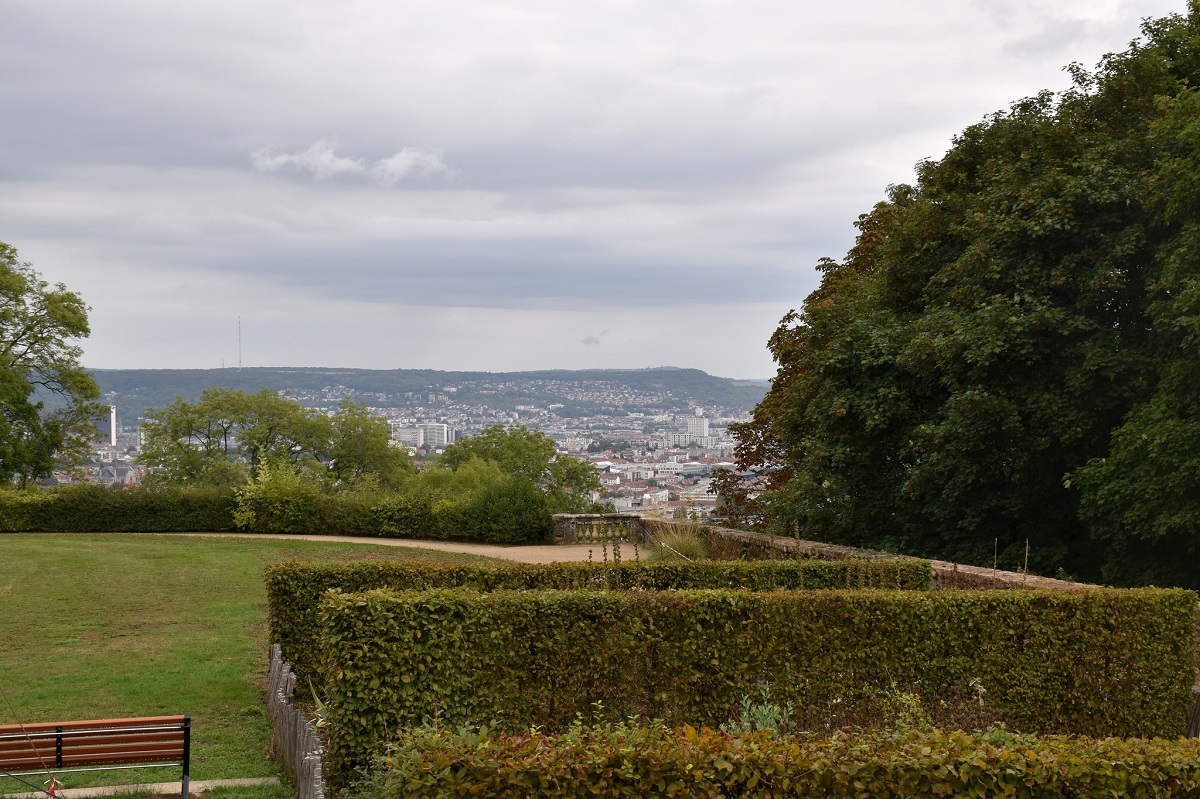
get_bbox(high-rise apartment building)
[416,423,452,450]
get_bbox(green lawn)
[0,533,489,795]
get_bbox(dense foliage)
[266,558,933,681]
[139,388,413,488]
[0,241,104,486]
[439,425,601,513]
[724,7,1200,587]
[361,724,1200,799]
[319,587,1197,782]
[135,398,591,539]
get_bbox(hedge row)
[0,482,553,543]
[267,558,932,681]
[238,480,552,543]
[320,587,1198,783]
[0,485,236,531]
[363,724,1200,798]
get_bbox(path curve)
[163,531,617,564]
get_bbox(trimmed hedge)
[364,724,1200,798]
[0,484,237,532]
[321,587,1198,783]
[266,558,933,681]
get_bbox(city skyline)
[1,0,1182,379]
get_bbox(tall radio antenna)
[238,317,243,370]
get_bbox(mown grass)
[0,533,490,796]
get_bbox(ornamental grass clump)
[645,520,710,561]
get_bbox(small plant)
[721,683,794,736]
[308,680,328,729]
[969,677,986,709]
[878,685,931,732]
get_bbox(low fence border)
[267,643,325,799]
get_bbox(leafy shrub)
[432,475,552,543]
[0,489,52,531]
[319,587,1197,783]
[372,491,436,538]
[266,558,932,682]
[358,723,1200,798]
[234,462,330,533]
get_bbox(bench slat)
[3,750,185,769]
[0,716,186,736]
[0,730,185,744]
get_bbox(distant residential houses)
[587,434,734,518]
[70,396,745,495]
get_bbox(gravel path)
[165,531,611,563]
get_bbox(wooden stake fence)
[268,644,325,799]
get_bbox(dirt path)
[164,531,612,563]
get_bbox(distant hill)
[90,367,771,421]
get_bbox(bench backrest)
[0,715,189,773]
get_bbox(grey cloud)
[0,0,1184,376]
[225,240,805,310]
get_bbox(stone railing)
[553,513,648,544]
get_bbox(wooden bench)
[0,715,190,797]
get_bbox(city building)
[416,423,453,450]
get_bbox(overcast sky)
[0,0,1185,379]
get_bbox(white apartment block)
[390,422,454,449]
[417,423,453,449]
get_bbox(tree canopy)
[723,6,1200,587]
[439,425,601,513]
[0,241,103,487]
[139,388,413,488]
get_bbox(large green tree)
[0,241,103,487]
[727,6,1200,586]
[439,425,600,513]
[325,399,413,488]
